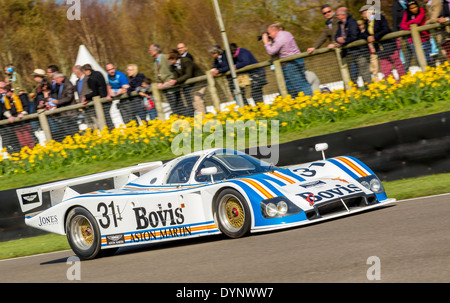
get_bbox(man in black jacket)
[334,7,371,85]
[82,64,108,103]
[166,50,205,116]
[81,64,113,129]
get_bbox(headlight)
[265,203,278,217]
[370,179,382,193]
[357,176,384,194]
[277,201,288,215]
[261,197,302,218]
[360,180,370,189]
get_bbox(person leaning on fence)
[73,65,91,104]
[35,79,59,139]
[426,0,450,61]
[177,43,194,61]
[208,44,251,106]
[47,65,60,95]
[262,23,312,97]
[166,49,205,116]
[31,69,47,113]
[82,64,108,103]
[82,64,113,130]
[400,1,433,66]
[121,64,147,123]
[360,5,406,81]
[229,43,267,105]
[333,7,372,86]
[149,43,184,117]
[392,0,414,73]
[0,84,17,152]
[73,65,95,129]
[136,77,157,120]
[2,85,35,149]
[52,73,76,108]
[2,85,27,123]
[50,72,78,141]
[357,19,379,80]
[307,4,340,53]
[105,63,130,100]
[105,63,130,127]
[209,44,231,76]
[35,79,54,111]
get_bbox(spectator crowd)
[1,0,449,153]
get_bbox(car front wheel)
[215,189,251,238]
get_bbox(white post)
[212,0,244,107]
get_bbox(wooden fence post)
[410,24,428,71]
[93,96,107,130]
[152,84,165,121]
[206,72,221,112]
[273,60,288,98]
[334,47,352,90]
[38,111,52,142]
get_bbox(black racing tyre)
[215,189,251,238]
[65,207,102,260]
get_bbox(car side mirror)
[200,167,218,183]
[315,143,328,160]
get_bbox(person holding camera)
[262,23,312,97]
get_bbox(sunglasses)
[323,10,332,15]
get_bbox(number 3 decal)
[293,168,317,177]
[293,163,325,178]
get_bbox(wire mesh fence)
[1,22,449,155]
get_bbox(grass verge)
[1,172,448,260]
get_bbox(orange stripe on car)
[270,171,296,184]
[336,157,368,177]
[242,178,274,199]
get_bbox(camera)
[257,32,269,41]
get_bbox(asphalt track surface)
[1,194,449,283]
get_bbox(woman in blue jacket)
[230,43,267,105]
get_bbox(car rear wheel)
[66,207,103,260]
[215,189,251,238]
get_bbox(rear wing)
[16,161,162,213]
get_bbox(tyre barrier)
[1,111,449,242]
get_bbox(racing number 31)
[97,202,121,229]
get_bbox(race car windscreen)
[195,150,274,182]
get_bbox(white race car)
[17,144,395,259]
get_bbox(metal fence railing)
[1,22,449,154]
